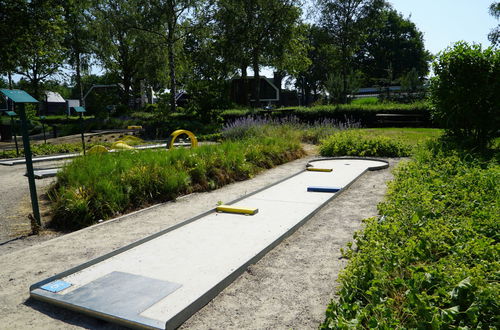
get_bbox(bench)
[376,113,424,126]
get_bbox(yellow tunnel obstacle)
[167,129,198,149]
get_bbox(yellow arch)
[167,129,198,149]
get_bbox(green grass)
[350,128,443,146]
[321,142,499,328]
[48,134,305,230]
[319,128,443,157]
[350,97,379,105]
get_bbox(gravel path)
[0,156,399,329]
[0,160,63,244]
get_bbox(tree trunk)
[75,53,83,103]
[273,71,283,107]
[252,50,260,108]
[7,72,12,89]
[167,20,176,114]
[241,64,248,106]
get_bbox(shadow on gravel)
[25,297,126,329]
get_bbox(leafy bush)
[0,143,87,159]
[319,130,412,157]
[321,142,499,328]
[429,42,500,147]
[221,102,430,127]
[48,135,305,230]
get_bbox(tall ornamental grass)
[49,135,304,230]
[222,116,360,144]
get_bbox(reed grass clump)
[49,136,304,230]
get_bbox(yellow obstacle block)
[216,205,258,215]
[307,167,333,172]
[167,129,198,149]
[111,141,134,150]
[127,125,143,130]
[87,145,108,154]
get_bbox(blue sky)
[387,0,497,54]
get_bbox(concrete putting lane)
[30,157,388,329]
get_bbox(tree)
[489,1,500,47]
[293,24,334,105]
[62,0,93,102]
[90,0,158,107]
[136,0,204,113]
[318,0,387,102]
[0,0,26,88]
[12,0,67,100]
[357,8,431,85]
[429,42,499,147]
[215,0,303,107]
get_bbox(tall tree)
[215,0,303,107]
[293,24,335,105]
[90,0,152,106]
[489,1,500,47]
[13,0,67,100]
[136,0,204,113]
[0,0,26,88]
[318,0,387,102]
[357,8,431,85]
[62,0,93,102]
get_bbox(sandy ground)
[0,155,399,330]
[0,160,64,245]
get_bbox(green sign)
[0,89,38,103]
[6,111,17,116]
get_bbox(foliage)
[489,1,500,47]
[319,130,412,157]
[324,71,362,104]
[221,101,430,127]
[12,0,67,100]
[429,42,499,147]
[321,141,499,328]
[90,0,160,106]
[48,135,305,230]
[358,8,431,85]
[215,0,304,106]
[1,143,91,159]
[317,0,387,103]
[221,116,359,144]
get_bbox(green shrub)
[319,131,412,157]
[429,42,500,147]
[321,142,499,328]
[0,143,86,159]
[48,135,304,230]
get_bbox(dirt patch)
[0,160,63,246]
[0,155,400,329]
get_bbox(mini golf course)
[29,157,388,329]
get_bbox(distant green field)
[352,128,443,146]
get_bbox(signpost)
[0,89,41,226]
[73,106,86,155]
[6,111,19,156]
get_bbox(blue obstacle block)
[307,186,341,193]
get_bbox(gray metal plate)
[53,272,181,328]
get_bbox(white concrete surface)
[30,158,387,329]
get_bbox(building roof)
[44,91,66,103]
